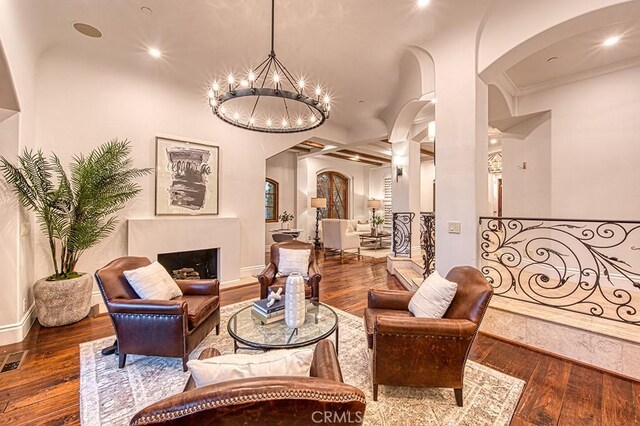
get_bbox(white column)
[391,139,422,252]
[295,157,312,242]
[432,43,489,274]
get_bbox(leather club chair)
[363,266,493,406]
[130,340,366,425]
[95,256,221,371]
[258,240,322,302]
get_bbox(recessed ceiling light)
[490,139,498,144]
[141,6,153,15]
[148,47,162,58]
[547,56,558,62]
[417,0,431,8]
[603,35,621,46]
[358,100,365,104]
[73,23,102,38]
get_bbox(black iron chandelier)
[207,0,331,133]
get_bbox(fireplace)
[157,248,219,280]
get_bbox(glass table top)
[227,302,338,350]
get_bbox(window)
[317,171,349,219]
[265,179,278,222]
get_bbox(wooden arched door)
[317,171,349,219]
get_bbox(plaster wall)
[420,159,435,212]
[501,118,552,218]
[32,46,309,286]
[0,0,40,341]
[368,166,391,202]
[0,112,20,327]
[265,151,298,249]
[516,65,640,220]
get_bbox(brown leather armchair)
[363,266,493,406]
[258,240,322,302]
[95,256,221,371]
[130,340,366,425]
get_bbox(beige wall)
[265,151,298,248]
[513,65,640,220]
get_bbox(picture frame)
[155,136,219,215]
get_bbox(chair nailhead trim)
[131,390,366,425]
[377,333,470,340]
[112,313,182,318]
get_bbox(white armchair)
[321,219,361,257]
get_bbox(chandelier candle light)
[207,0,331,133]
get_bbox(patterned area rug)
[80,300,524,425]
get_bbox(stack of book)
[252,297,285,324]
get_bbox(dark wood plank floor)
[0,252,637,425]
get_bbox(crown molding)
[513,55,640,97]
[493,73,518,98]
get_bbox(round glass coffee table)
[228,302,339,353]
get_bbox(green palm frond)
[1,139,152,279]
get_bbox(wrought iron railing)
[479,216,640,326]
[392,212,415,257]
[420,212,435,277]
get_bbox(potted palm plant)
[0,139,151,327]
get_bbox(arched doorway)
[317,171,349,219]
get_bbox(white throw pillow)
[188,348,314,388]
[278,248,310,276]
[123,261,182,300]
[356,223,370,233]
[408,271,458,318]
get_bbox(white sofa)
[318,219,370,240]
[321,219,361,257]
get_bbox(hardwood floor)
[0,251,637,425]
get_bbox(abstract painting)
[155,137,219,215]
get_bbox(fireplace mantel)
[127,217,241,285]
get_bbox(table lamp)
[310,197,327,249]
[367,199,383,217]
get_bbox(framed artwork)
[155,137,219,215]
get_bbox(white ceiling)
[18,0,469,135]
[506,17,640,89]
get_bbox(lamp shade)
[367,199,383,209]
[311,197,327,208]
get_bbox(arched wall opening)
[382,47,436,253]
[478,0,637,81]
[478,0,640,221]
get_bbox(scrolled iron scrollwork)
[420,212,435,277]
[392,212,415,257]
[479,216,640,325]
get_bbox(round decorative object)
[33,273,93,327]
[285,272,306,328]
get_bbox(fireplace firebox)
[157,248,218,280]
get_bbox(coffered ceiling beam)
[324,152,382,167]
[337,149,391,163]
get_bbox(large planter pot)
[33,273,93,327]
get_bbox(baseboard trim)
[478,331,640,384]
[91,291,107,314]
[240,264,265,278]
[0,303,37,346]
